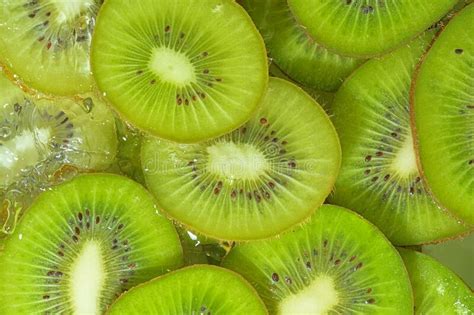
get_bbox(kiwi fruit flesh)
[241,0,365,92]
[0,173,183,314]
[329,32,470,245]
[0,70,117,235]
[399,249,474,314]
[107,265,267,315]
[411,3,474,225]
[287,0,458,57]
[222,204,413,314]
[91,0,268,143]
[142,78,341,240]
[0,0,103,95]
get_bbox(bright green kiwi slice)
[287,0,457,57]
[142,78,341,240]
[241,0,365,92]
[329,32,469,246]
[412,3,474,225]
[399,249,474,314]
[0,174,183,314]
[222,205,413,314]
[0,0,103,95]
[107,265,268,315]
[0,71,117,235]
[92,0,268,143]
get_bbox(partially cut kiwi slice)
[241,0,365,92]
[399,249,474,314]
[107,265,268,315]
[329,32,469,245]
[142,78,341,240]
[222,204,413,314]
[0,174,183,314]
[0,0,103,95]
[411,3,474,225]
[92,0,268,143]
[287,0,458,57]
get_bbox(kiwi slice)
[0,70,117,235]
[411,3,474,225]
[222,204,413,314]
[329,32,469,245]
[241,0,365,92]
[287,0,458,57]
[0,173,183,314]
[107,265,267,315]
[0,0,103,95]
[399,249,474,313]
[91,0,268,143]
[142,78,341,240]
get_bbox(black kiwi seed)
[454,48,464,54]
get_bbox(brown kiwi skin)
[408,14,474,232]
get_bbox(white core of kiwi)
[279,275,340,315]
[389,132,418,179]
[149,47,197,86]
[206,142,270,181]
[51,0,94,24]
[69,241,106,315]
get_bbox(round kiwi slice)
[411,3,474,225]
[241,0,365,92]
[0,0,103,95]
[142,78,341,240]
[91,0,268,143]
[329,32,469,246]
[287,0,458,57]
[0,173,183,314]
[399,249,474,314]
[222,204,413,314]
[107,265,267,315]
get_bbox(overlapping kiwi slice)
[223,205,413,314]
[91,0,268,142]
[107,265,268,315]
[0,0,103,95]
[329,32,470,245]
[0,71,117,235]
[399,249,474,314]
[287,0,458,57]
[142,78,341,240]
[0,174,183,314]
[241,0,365,92]
[411,3,474,225]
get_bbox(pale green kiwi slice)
[0,174,183,314]
[241,0,365,92]
[107,265,268,315]
[0,0,103,95]
[92,0,268,143]
[222,205,413,314]
[142,78,341,240]
[0,71,117,236]
[287,0,458,57]
[412,3,474,225]
[329,32,469,246]
[399,249,474,314]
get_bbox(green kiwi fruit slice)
[241,0,365,92]
[0,0,103,95]
[287,0,458,57]
[0,173,183,314]
[107,265,267,315]
[222,204,413,314]
[399,249,474,314]
[411,3,474,225]
[91,0,268,143]
[142,78,341,240]
[0,70,117,235]
[329,32,469,245]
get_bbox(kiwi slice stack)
[142,78,341,240]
